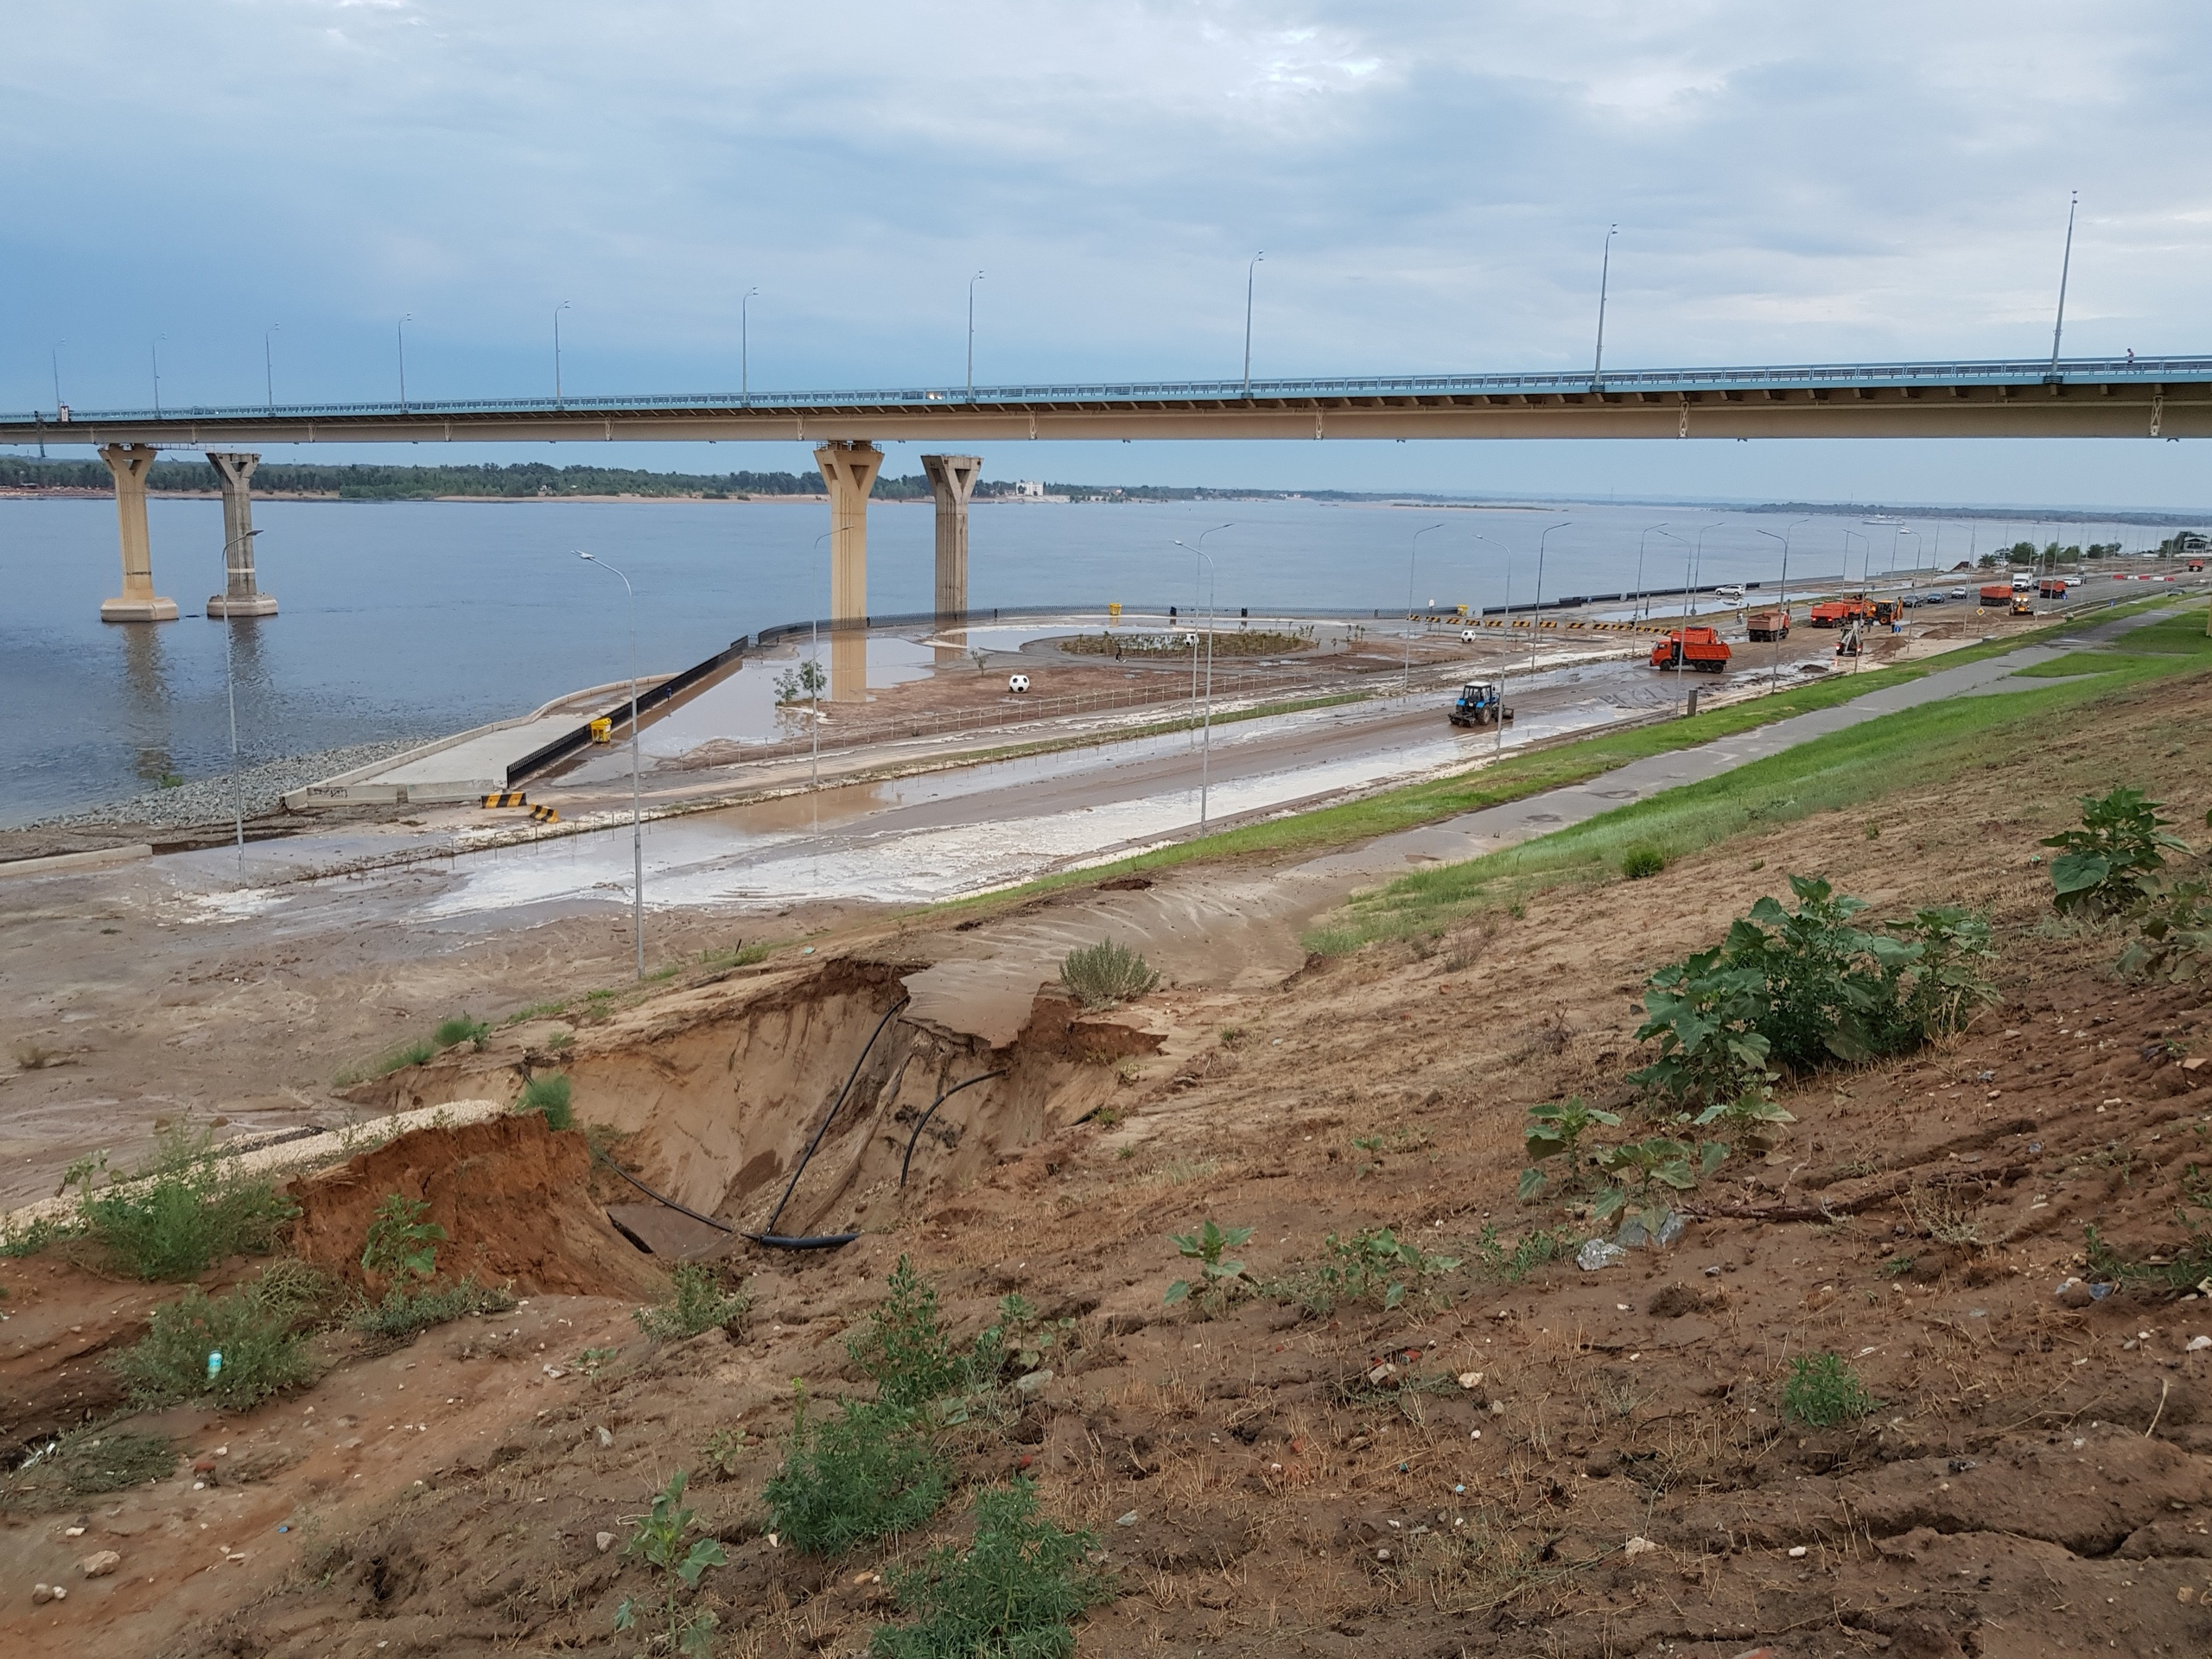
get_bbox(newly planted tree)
[1518,1096,1623,1199]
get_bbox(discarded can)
[207,1351,223,1380]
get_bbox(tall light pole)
[554,301,570,406]
[1754,516,1811,687]
[397,314,411,410]
[1404,522,1448,691]
[809,531,831,791]
[1193,548,1220,828]
[1173,524,1234,758]
[1842,528,1869,587]
[1468,528,1514,759]
[1533,519,1570,675]
[741,287,760,404]
[220,527,261,851]
[2049,190,2078,381]
[1654,526,1691,710]
[1897,528,1920,604]
[264,324,279,412]
[577,550,644,981]
[50,341,64,414]
[1592,224,1618,385]
[151,336,165,416]
[966,270,984,397]
[1634,522,1669,622]
[1242,251,1265,395]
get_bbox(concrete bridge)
[9,352,2207,698]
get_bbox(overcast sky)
[4,2,2210,506]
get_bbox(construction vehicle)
[1649,626,1732,672]
[1745,608,1791,641]
[2011,592,2034,616]
[2037,576,2069,599]
[1978,582,2016,608]
[1835,619,1866,658]
[1449,681,1513,728]
[1808,595,1874,628]
[1871,598,1904,626]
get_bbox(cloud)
[1,2,2209,501]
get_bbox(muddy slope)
[9,667,2212,1658]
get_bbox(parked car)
[1007,673,1031,693]
[1922,589,1948,605]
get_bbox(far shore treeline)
[0,457,1269,504]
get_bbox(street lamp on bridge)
[397,315,412,410]
[741,288,760,404]
[1242,251,1264,396]
[554,302,570,407]
[967,271,984,397]
[264,324,280,413]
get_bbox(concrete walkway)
[900,606,2185,1045]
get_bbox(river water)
[0,493,2151,825]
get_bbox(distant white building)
[1013,480,1046,499]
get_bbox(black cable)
[899,1069,1010,1187]
[760,993,911,1238]
[594,1151,734,1233]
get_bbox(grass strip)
[1305,604,2212,954]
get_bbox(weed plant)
[613,1469,726,1656]
[361,1192,443,1281]
[1058,938,1159,1008]
[112,1260,331,1410]
[72,1122,297,1281]
[634,1262,749,1341]
[1620,844,1666,880]
[1275,1226,1460,1314]
[518,1072,575,1130]
[1517,1097,1622,1200]
[1781,1351,1876,1427]
[2120,881,2212,982]
[1469,1224,1581,1284]
[433,1014,491,1050]
[2,1429,175,1512]
[870,1480,1114,1659]
[349,1278,514,1341]
[848,1256,975,1410]
[764,1390,950,1554]
[1631,876,1997,1104]
[2044,786,2190,917]
[1163,1218,1252,1311]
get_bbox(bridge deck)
[7,355,2209,447]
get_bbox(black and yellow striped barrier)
[480,791,528,809]
[530,804,561,823]
[1450,617,1671,636]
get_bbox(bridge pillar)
[920,454,982,626]
[205,451,278,618]
[814,441,883,702]
[98,443,177,623]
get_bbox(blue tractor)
[1449,680,1513,728]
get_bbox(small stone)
[1788,1545,1808,1559]
[1457,1371,1483,1389]
[1577,1239,1629,1272]
[594,1426,613,1447]
[79,1550,122,1579]
[1624,1536,1658,1557]
[63,1526,85,1538]
[595,1531,614,1553]
[2187,1336,2210,1352]
[1014,1369,1053,1395]
[31,1584,54,1605]
[1116,1511,1139,1527]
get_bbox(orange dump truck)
[1649,626,1732,671]
[1745,608,1790,641]
[1808,596,1873,628]
[1979,582,2017,607]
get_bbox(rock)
[2187,1335,2211,1352]
[1616,1211,1685,1249]
[1623,1536,1658,1557]
[595,1531,615,1554]
[79,1550,121,1579]
[1116,1510,1139,1527]
[1584,1449,1619,1478]
[31,1584,54,1605]
[1577,1239,1629,1272]
[594,1426,613,1448]
[1014,1369,1053,1395]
